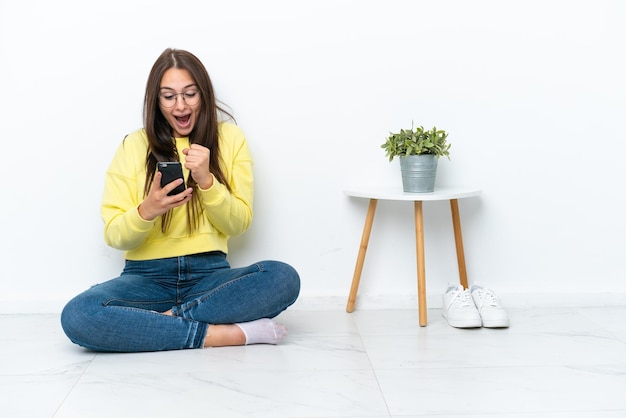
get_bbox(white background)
[1,0,624,313]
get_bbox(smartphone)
[157,162,186,196]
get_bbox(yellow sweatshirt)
[101,122,253,260]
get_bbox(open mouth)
[175,115,191,126]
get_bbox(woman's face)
[158,68,201,138]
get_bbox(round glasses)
[159,90,201,108]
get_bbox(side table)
[344,186,481,326]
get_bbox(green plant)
[381,123,451,161]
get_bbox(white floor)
[2,306,626,418]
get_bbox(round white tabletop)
[343,186,481,201]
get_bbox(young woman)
[61,48,300,352]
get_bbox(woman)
[61,48,300,352]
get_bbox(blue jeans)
[61,252,300,352]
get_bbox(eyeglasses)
[159,90,201,108]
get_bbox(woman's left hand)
[182,144,214,189]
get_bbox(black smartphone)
[157,162,186,196]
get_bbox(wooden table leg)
[414,201,427,326]
[346,199,378,312]
[450,199,469,289]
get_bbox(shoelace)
[453,289,475,307]
[474,288,499,307]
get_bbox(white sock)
[234,318,287,345]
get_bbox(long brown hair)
[143,48,234,233]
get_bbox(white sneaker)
[470,284,510,328]
[442,284,481,328]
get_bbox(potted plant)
[381,124,451,193]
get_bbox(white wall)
[1,0,625,313]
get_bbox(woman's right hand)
[138,171,193,221]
